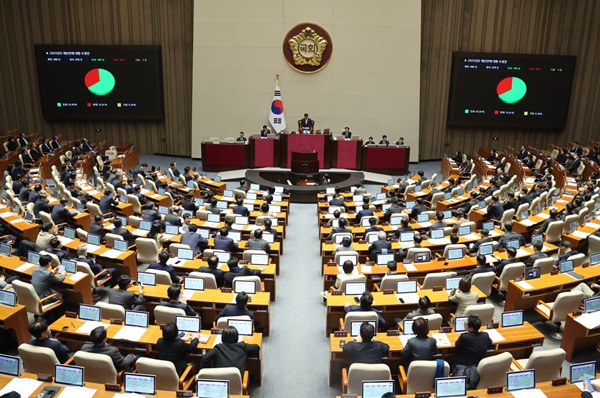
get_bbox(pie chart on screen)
[497,77,527,104]
[84,68,115,96]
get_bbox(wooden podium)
[291,151,319,174]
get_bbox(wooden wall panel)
[0,0,193,156]
[420,0,600,160]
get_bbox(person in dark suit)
[81,326,136,371]
[232,198,250,216]
[262,218,279,240]
[572,141,583,156]
[259,125,269,137]
[503,191,520,212]
[33,192,53,218]
[344,291,386,327]
[18,180,32,203]
[555,240,579,265]
[200,326,260,376]
[157,322,199,376]
[31,254,65,300]
[382,197,404,222]
[364,136,375,145]
[77,244,116,284]
[245,229,270,252]
[379,135,390,146]
[107,275,145,311]
[355,203,374,223]
[99,190,118,216]
[400,317,438,370]
[486,194,504,221]
[223,257,262,287]
[12,174,24,194]
[6,137,18,151]
[133,186,148,205]
[180,224,208,257]
[487,149,498,162]
[182,194,199,213]
[523,155,535,169]
[298,113,314,133]
[517,145,529,160]
[236,132,247,142]
[368,231,392,261]
[498,221,525,248]
[51,198,77,227]
[164,206,182,226]
[526,240,548,267]
[169,162,181,178]
[197,255,225,287]
[329,194,348,212]
[518,186,532,205]
[159,284,197,316]
[80,138,94,153]
[17,132,30,148]
[142,203,161,223]
[535,208,559,235]
[364,217,384,239]
[28,319,72,363]
[428,212,448,234]
[493,247,519,277]
[215,292,254,321]
[468,255,495,279]
[214,228,240,252]
[342,322,389,364]
[455,315,493,367]
[411,197,429,217]
[341,127,352,139]
[469,229,494,253]
[88,215,107,243]
[111,218,135,245]
[148,251,180,283]
[327,217,352,240]
[47,237,71,262]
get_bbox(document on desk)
[0,378,42,397]
[515,281,534,290]
[428,238,451,245]
[398,334,416,347]
[403,263,417,272]
[132,229,149,237]
[182,290,195,300]
[101,249,122,259]
[572,230,591,239]
[574,382,600,397]
[245,224,261,231]
[202,222,220,228]
[417,222,432,228]
[15,263,36,272]
[58,386,97,398]
[231,224,244,230]
[85,244,101,253]
[113,326,147,341]
[167,258,187,267]
[400,242,415,249]
[537,212,550,219]
[516,249,530,257]
[520,219,536,227]
[76,321,108,335]
[431,333,451,347]
[0,212,15,219]
[113,393,147,398]
[484,328,505,343]
[9,218,25,224]
[575,312,600,329]
[489,230,501,237]
[60,236,74,245]
[397,293,420,304]
[68,272,87,282]
[511,388,547,398]
[360,265,373,273]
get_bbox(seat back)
[39,211,54,226]
[516,203,530,220]
[169,243,191,256]
[533,257,555,275]
[471,271,496,296]
[86,202,102,219]
[476,352,513,388]
[589,235,600,256]
[544,221,564,243]
[197,367,243,395]
[422,272,456,290]
[232,275,262,292]
[346,363,391,395]
[568,253,585,267]
[464,303,495,325]
[405,360,450,394]
[145,269,172,285]
[127,194,142,215]
[76,261,99,288]
[499,209,515,227]
[12,280,47,316]
[97,301,125,320]
[429,192,444,210]
[550,291,585,323]
[74,351,118,384]
[379,274,409,291]
[154,305,186,325]
[418,313,443,330]
[338,274,367,293]
[18,344,60,374]
[563,214,579,233]
[40,250,60,266]
[135,358,179,391]
[343,311,378,334]
[136,238,160,263]
[189,272,218,289]
[442,244,467,258]
[578,208,589,227]
[105,233,125,247]
[498,263,525,291]
[129,215,142,228]
[522,348,566,382]
[215,315,252,329]
[405,248,432,262]
[243,250,268,262]
[334,251,359,266]
[331,232,353,244]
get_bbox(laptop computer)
[223,190,233,198]
[0,291,16,307]
[125,310,149,328]
[213,176,221,183]
[559,260,584,280]
[353,195,364,203]
[402,319,416,334]
[387,179,395,186]
[524,267,540,280]
[590,252,600,266]
[362,380,394,398]
[177,248,194,261]
[506,239,520,249]
[501,310,524,327]
[139,220,152,231]
[64,227,76,239]
[397,280,419,303]
[365,233,378,244]
[482,221,494,232]
[123,373,156,396]
[197,380,229,398]
[194,198,205,206]
[345,282,366,296]
[207,213,220,223]
[430,229,445,239]
[79,304,101,322]
[27,251,41,265]
[116,215,127,226]
[55,364,84,387]
[119,194,128,203]
[377,253,395,266]
[114,239,128,251]
[435,376,467,398]
[233,280,257,295]
[263,233,275,243]
[61,259,77,274]
[390,216,402,226]
[196,228,210,239]
[375,193,386,201]
[251,253,269,266]
[176,316,201,334]
[521,210,530,220]
[442,210,452,219]
[216,201,228,210]
[458,225,471,236]
[0,354,20,377]
[406,201,416,210]
[87,233,100,246]
[445,277,462,291]
[417,213,429,223]
[360,217,372,227]
[227,319,253,336]
[350,321,377,337]
[447,248,464,260]
[415,185,422,193]
[246,192,257,201]
[165,225,179,235]
[0,243,11,257]
[339,254,357,266]
[531,234,543,245]
[570,361,596,383]
[584,297,600,313]
[184,277,204,291]
[228,230,241,241]
[215,252,230,264]
[414,251,431,263]
[158,206,169,215]
[137,272,157,286]
[506,370,536,392]
[187,181,195,190]
[25,212,34,223]
[454,316,469,332]
[444,192,452,200]
[478,243,494,256]
[235,216,249,225]
[158,188,166,196]
[400,232,415,242]
[249,183,260,191]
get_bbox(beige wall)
[191,0,421,162]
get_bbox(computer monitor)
[482,221,494,231]
[87,233,100,246]
[227,319,253,336]
[207,213,220,223]
[187,181,195,190]
[246,192,257,200]
[362,380,394,398]
[430,229,444,239]
[400,232,415,242]
[377,253,395,265]
[445,277,462,291]
[158,206,169,215]
[501,310,524,328]
[387,179,395,186]
[125,310,149,328]
[165,225,179,235]
[376,193,386,200]
[414,251,431,263]
[54,364,84,387]
[233,280,257,295]
[345,282,366,296]
[197,380,229,398]
[339,255,357,266]
[76,203,85,212]
[361,217,372,227]
[223,190,233,198]
[123,373,156,396]
[524,267,540,280]
[228,231,241,241]
[137,272,156,286]
[139,221,152,231]
[406,201,416,210]
[79,304,101,322]
[447,248,463,260]
[177,248,194,260]
[0,290,16,307]
[251,253,269,266]
[506,370,535,392]
[521,210,529,220]
[353,195,363,203]
[194,198,205,206]
[216,201,228,210]
[213,176,221,182]
[584,297,600,313]
[119,194,128,203]
[417,213,429,223]
[235,216,249,225]
[454,316,469,332]
[435,377,467,398]
[176,316,201,333]
[478,243,494,256]
[116,215,127,226]
[62,259,77,274]
[27,251,40,265]
[250,183,260,191]
[64,227,76,239]
[158,188,166,196]
[458,225,471,236]
[196,228,210,239]
[25,212,34,222]
[531,234,543,245]
[444,192,452,200]
[0,355,20,377]
[350,321,376,337]
[114,239,128,251]
[442,210,452,219]
[506,239,520,249]
[478,200,487,209]
[559,260,574,273]
[590,253,600,266]
[184,277,205,291]
[415,185,422,193]
[397,280,418,294]
[570,221,579,233]
[215,252,230,264]
[570,361,597,384]
[403,319,416,334]
[0,243,10,257]
[263,233,275,243]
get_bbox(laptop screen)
[87,234,100,246]
[361,217,372,227]
[417,213,429,223]
[501,310,524,327]
[79,304,101,322]
[376,193,386,200]
[196,228,210,239]
[362,380,394,398]
[442,210,452,219]
[524,267,540,280]
[263,233,275,243]
[114,239,128,251]
[353,195,363,203]
[367,233,378,243]
[178,248,194,260]
[137,272,156,286]
[184,277,204,291]
[216,201,228,210]
[590,252,600,266]
[377,253,395,265]
[345,282,366,295]
[165,225,179,235]
[0,355,20,377]
[119,195,128,203]
[228,231,241,241]
[158,188,166,196]
[246,192,257,200]
[435,376,467,398]
[521,210,529,220]
[62,259,77,274]
[55,364,84,387]
[116,215,128,226]
[27,251,40,265]
[559,260,574,273]
[187,181,195,189]
[233,280,256,295]
[444,192,452,200]
[139,221,152,231]
[430,229,444,239]
[251,254,269,265]
[570,220,579,232]
[400,232,415,242]
[250,183,260,191]
[479,243,493,256]
[482,221,494,232]
[387,179,395,186]
[351,321,376,337]
[0,290,16,307]
[570,361,597,383]
[584,297,600,313]
[458,225,470,236]
[158,206,169,215]
[506,239,520,249]
[123,373,155,395]
[64,227,76,239]
[506,370,535,392]
[406,201,415,210]
[235,216,249,225]
[445,277,462,291]
[194,198,205,206]
[176,316,200,333]
[125,310,149,328]
[447,248,463,260]
[24,211,34,221]
[214,176,221,182]
[381,203,391,212]
[415,185,422,193]
[227,319,253,336]
[390,216,403,226]
[339,255,357,266]
[0,243,10,257]
[196,379,229,398]
[207,213,220,223]
[215,252,230,264]
[531,234,543,245]
[223,190,233,198]
[414,251,431,263]
[454,316,469,332]
[397,280,417,294]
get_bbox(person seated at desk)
[364,217,384,239]
[448,277,478,317]
[164,206,182,226]
[232,197,250,216]
[262,218,279,240]
[327,217,352,241]
[215,292,254,321]
[411,197,429,217]
[18,177,32,203]
[47,237,71,262]
[99,189,119,217]
[486,194,504,221]
[383,197,404,222]
[36,223,58,251]
[245,229,270,252]
[503,191,520,212]
[498,221,525,248]
[368,231,392,261]
[236,131,247,143]
[33,192,53,218]
[197,255,225,287]
[258,202,277,218]
[28,319,72,363]
[468,255,494,279]
[329,193,349,213]
[405,296,435,320]
[200,325,260,376]
[394,218,413,238]
[111,218,135,245]
[526,240,548,267]
[379,135,390,146]
[223,257,261,287]
[571,281,600,299]
[108,275,145,311]
[535,208,559,235]
[493,247,518,277]
[428,212,448,235]
[344,291,386,328]
[181,224,208,257]
[454,315,492,368]
[342,322,389,364]
[148,251,181,283]
[341,127,352,139]
[157,321,199,376]
[354,182,368,195]
[259,126,269,137]
[181,213,193,234]
[77,244,116,285]
[298,113,314,133]
[142,203,161,223]
[326,210,343,227]
[469,228,493,253]
[364,136,375,145]
[82,326,137,372]
[395,137,405,146]
[159,284,197,316]
[355,203,374,223]
[214,228,240,253]
[169,162,181,178]
[147,222,170,250]
[32,254,66,303]
[401,317,439,370]
[182,193,200,213]
[88,215,107,243]
[334,260,356,290]
[555,240,579,266]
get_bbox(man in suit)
[214,228,240,252]
[410,197,429,217]
[298,113,314,133]
[232,197,250,216]
[236,131,247,143]
[394,218,413,238]
[342,322,389,364]
[157,322,199,376]
[469,228,494,253]
[468,255,495,279]
[31,254,66,301]
[555,240,579,265]
[259,125,269,137]
[197,255,225,287]
[108,275,145,311]
[169,162,181,178]
[164,206,181,226]
[51,198,77,227]
[526,240,548,267]
[364,217,384,239]
[518,186,532,205]
[379,135,390,146]
[12,173,24,194]
[503,191,520,212]
[517,145,529,160]
[158,284,197,316]
[329,194,348,212]
[17,132,29,148]
[395,137,405,146]
[182,194,199,213]
[455,316,493,367]
[493,247,519,277]
[487,149,498,162]
[535,208,559,235]
[355,203,374,223]
[47,237,71,261]
[99,190,118,216]
[132,186,148,206]
[429,212,448,233]
[80,138,94,153]
[33,192,53,218]
[354,183,368,196]
[148,251,180,283]
[341,127,352,139]
[111,218,135,244]
[486,195,504,221]
[245,229,270,252]
[327,217,352,240]
[498,221,526,248]
[18,178,31,203]
[223,257,262,287]
[368,231,392,261]
[199,325,260,376]
[81,326,136,371]
[28,184,42,204]
[28,319,72,363]
[214,292,254,321]
[382,197,403,222]
[572,141,583,156]
[364,137,375,145]
[523,155,535,169]
[262,218,279,240]
[142,203,161,223]
[181,224,208,257]
[566,155,582,175]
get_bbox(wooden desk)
[561,313,600,361]
[562,218,600,252]
[0,206,40,242]
[110,148,140,171]
[62,237,138,278]
[0,303,30,344]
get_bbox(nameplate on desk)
[325,240,333,244]
[514,277,522,282]
[105,383,121,391]
[221,287,232,293]
[487,386,503,394]
[432,286,443,292]
[583,263,590,268]
[383,289,394,295]
[65,311,77,318]
[239,260,248,264]
[331,290,342,295]
[382,222,389,226]
[487,322,499,329]
[415,392,431,398]
[439,326,452,333]
[110,318,123,325]
[211,328,223,335]
[341,395,358,398]
[176,390,193,397]
[327,262,336,266]
[390,238,398,242]
[358,240,366,244]
[437,257,446,261]
[366,261,375,266]
[572,311,583,316]
[334,331,348,337]
[551,269,559,275]
[552,377,567,386]
[37,374,53,382]
[387,330,400,336]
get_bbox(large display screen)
[34,45,164,120]
[447,52,576,129]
